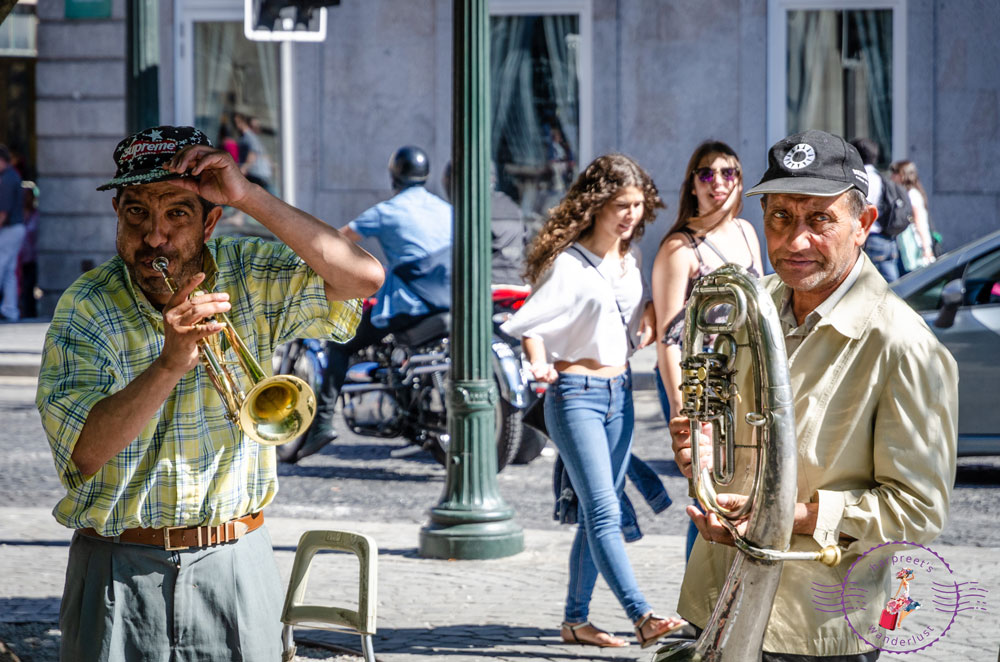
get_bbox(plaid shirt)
[36,236,361,536]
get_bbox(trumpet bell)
[239,374,316,446]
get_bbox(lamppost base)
[419,517,524,560]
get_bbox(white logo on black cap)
[783,143,816,170]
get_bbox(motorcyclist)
[442,159,527,285]
[299,145,453,457]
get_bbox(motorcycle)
[490,284,550,465]
[272,295,531,471]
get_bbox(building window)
[0,1,37,57]
[768,0,906,165]
[489,1,592,225]
[0,0,37,176]
[193,21,282,198]
[176,1,289,230]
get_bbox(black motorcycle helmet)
[388,145,430,190]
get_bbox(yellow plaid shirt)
[36,236,361,536]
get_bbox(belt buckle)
[164,525,190,551]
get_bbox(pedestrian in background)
[650,140,762,560]
[0,144,26,321]
[443,159,527,285]
[851,137,903,282]
[217,121,240,163]
[233,112,274,192]
[890,160,937,273]
[501,154,686,649]
[18,181,39,319]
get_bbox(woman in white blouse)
[501,154,686,649]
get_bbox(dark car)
[890,229,1000,456]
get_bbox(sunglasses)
[694,166,740,183]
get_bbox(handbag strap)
[568,244,635,351]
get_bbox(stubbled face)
[762,192,868,299]
[692,152,741,215]
[114,181,217,306]
[592,185,645,242]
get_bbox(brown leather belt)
[77,512,264,551]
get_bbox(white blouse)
[500,242,649,366]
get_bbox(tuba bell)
[654,264,841,662]
[152,257,316,446]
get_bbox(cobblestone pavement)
[1,323,998,660]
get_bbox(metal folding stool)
[280,530,378,662]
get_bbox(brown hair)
[522,153,663,285]
[664,140,743,239]
[890,160,929,206]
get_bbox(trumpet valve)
[682,384,704,399]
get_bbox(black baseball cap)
[746,129,868,198]
[97,125,212,191]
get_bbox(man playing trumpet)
[36,125,383,661]
[670,130,957,661]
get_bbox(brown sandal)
[560,621,629,648]
[634,612,687,649]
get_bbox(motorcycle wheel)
[426,377,522,473]
[275,340,321,464]
[494,395,522,471]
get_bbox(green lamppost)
[418,0,524,560]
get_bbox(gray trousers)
[59,526,284,662]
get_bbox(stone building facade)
[28,0,1000,312]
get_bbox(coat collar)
[766,252,887,341]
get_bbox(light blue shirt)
[348,185,453,326]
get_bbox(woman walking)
[890,160,936,273]
[502,154,686,649]
[650,140,763,558]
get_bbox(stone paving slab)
[2,507,998,661]
[0,323,46,378]
[0,507,686,661]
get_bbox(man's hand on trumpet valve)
[157,271,230,375]
[668,415,714,479]
[687,494,750,546]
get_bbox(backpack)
[877,175,914,239]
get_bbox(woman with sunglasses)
[651,141,763,557]
[502,154,686,649]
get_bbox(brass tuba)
[654,264,841,662]
[152,257,316,446]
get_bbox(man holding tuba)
[670,130,958,661]
[35,126,384,661]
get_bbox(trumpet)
[152,257,316,446]
[654,264,841,662]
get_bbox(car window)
[963,247,1000,306]
[904,265,964,311]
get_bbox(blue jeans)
[0,224,26,320]
[655,370,700,561]
[864,233,900,283]
[545,370,653,623]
